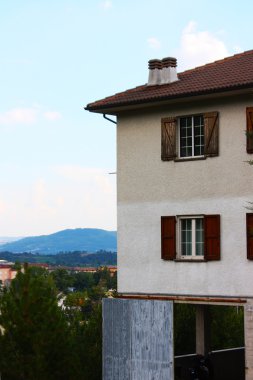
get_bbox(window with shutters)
[161,214,220,261]
[161,112,219,161]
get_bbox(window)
[161,112,219,161]
[161,215,220,261]
[179,115,204,157]
[179,217,204,258]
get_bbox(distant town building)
[0,260,17,285]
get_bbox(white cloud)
[147,37,161,50]
[233,45,243,54]
[176,21,230,71]
[101,1,112,9]
[0,166,116,236]
[0,198,7,213]
[44,111,62,121]
[0,106,62,126]
[55,165,114,194]
[0,107,38,125]
[33,179,55,214]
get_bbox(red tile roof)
[86,50,253,112]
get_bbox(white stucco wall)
[117,95,253,298]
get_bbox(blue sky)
[0,0,253,236]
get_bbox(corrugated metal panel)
[103,298,174,380]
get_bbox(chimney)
[148,59,162,86]
[148,57,178,86]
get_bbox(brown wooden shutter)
[161,117,177,161]
[246,107,253,153]
[204,112,219,157]
[204,215,220,261]
[161,216,176,260]
[246,213,253,260]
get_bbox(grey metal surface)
[103,298,174,380]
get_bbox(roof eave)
[85,83,253,115]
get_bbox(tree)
[51,268,74,292]
[73,303,102,380]
[210,305,244,350]
[73,271,95,291]
[0,265,74,380]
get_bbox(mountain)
[0,228,117,254]
[0,237,23,245]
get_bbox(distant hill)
[0,228,117,254]
[0,237,23,245]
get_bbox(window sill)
[174,258,207,262]
[174,156,207,162]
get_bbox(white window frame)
[177,215,204,260]
[178,115,205,159]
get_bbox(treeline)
[0,250,117,266]
[0,265,116,380]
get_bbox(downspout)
[103,114,117,125]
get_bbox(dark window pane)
[194,117,204,156]
[195,219,204,256]
[194,115,202,126]
[180,117,186,128]
[180,117,192,157]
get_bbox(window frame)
[178,114,205,159]
[177,215,205,260]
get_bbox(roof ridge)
[179,49,253,76]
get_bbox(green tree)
[0,265,74,380]
[51,268,74,292]
[12,261,22,271]
[210,305,244,350]
[174,303,196,355]
[73,303,102,380]
[73,271,95,291]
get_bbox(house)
[0,260,17,286]
[86,50,253,380]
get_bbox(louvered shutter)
[246,108,253,153]
[204,112,219,157]
[161,216,176,260]
[161,117,177,161]
[246,213,253,260]
[204,215,220,261]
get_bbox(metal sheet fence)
[103,298,174,380]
